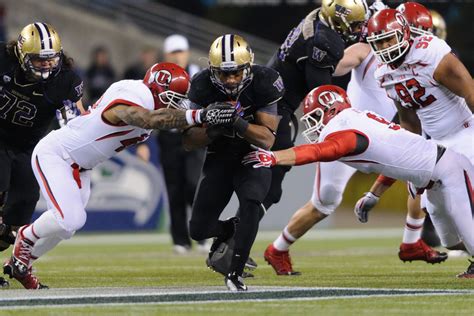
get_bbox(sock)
[402,216,425,244]
[21,224,40,243]
[273,226,297,251]
[31,236,63,259]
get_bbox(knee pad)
[311,184,344,215]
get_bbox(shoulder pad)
[407,36,451,68]
[251,65,284,106]
[308,22,345,69]
[188,69,216,105]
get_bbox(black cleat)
[225,272,247,291]
[0,276,9,288]
[457,259,474,279]
[206,238,235,276]
[245,256,258,270]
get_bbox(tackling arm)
[111,106,189,130]
[434,52,474,112]
[333,43,371,77]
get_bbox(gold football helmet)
[430,10,447,40]
[209,34,254,96]
[320,0,368,42]
[16,22,63,80]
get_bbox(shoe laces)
[17,239,34,263]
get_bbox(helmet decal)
[154,70,172,87]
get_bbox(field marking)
[1,286,473,309]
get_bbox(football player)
[354,9,473,269]
[0,23,85,287]
[262,0,368,213]
[182,34,283,291]
[244,85,474,279]
[3,62,235,289]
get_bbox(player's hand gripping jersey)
[50,80,154,169]
[375,36,472,139]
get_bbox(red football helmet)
[396,2,433,39]
[366,9,411,64]
[143,62,190,109]
[301,85,351,143]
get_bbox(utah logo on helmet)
[154,70,172,87]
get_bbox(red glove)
[242,148,276,168]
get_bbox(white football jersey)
[374,36,472,139]
[319,108,438,187]
[50,80,154,169]
[347,50,397,121]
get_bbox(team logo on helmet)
[154,70,172,87]
[395,12,407,28]
[335,4,352,19]
[318,91,342,108]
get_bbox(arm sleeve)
[293,131,358,165]
[304,64,332,90]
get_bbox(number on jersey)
[366,112,400,130]
[395,78,437,109]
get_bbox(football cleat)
[3,259,48,290]
[11,225,35,275]
[398,239,448,264]
[245,256,258,270]
[456,259,474,279]
[206,238,234,276]
[225,271,248,291]
[264,244,301,276]
[0,276,9,288]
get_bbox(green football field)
[1,229,473,315]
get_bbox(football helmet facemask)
[209,34,254,96]
[397,2,433,39]
[301,85,351,143]
[430,10,447,40]
[16,23,63,80]
[366,9,411,64]
[320,0,369,43]
[143,62,190,109]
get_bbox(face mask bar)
[24,52,62,80]
[158,90,187,109]
[367,29,409,64]
[300,107,325,143]
[210,63,253,96]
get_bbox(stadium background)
[2,0,472,231]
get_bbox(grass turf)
[1,230,472,315]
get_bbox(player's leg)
[30,170,92,261]
[265,161,356,275]
[5,143,87,289]
[224,165,271,290]
[427,149,474,277]
[159,132,190,252]
[398,194,447,264]
[189,155,234,242]
[0,142,14,253]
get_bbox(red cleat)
[456,259,474,279]
[399,239,448,264]
[11,225,35,275]
[264,244,301,276]
[3,259,48,289]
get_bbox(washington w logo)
[154,70,172,87]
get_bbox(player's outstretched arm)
[434,53,474,112]
[114,106,189,130]
[333,43,371,77]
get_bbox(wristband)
[233,117,249,135]
[185,109,202,125]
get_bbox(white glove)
[354,192,379,223]
[57,101,80,127]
